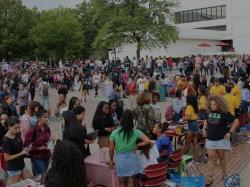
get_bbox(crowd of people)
[0,53,249,187]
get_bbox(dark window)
[183,11,188,23]
[197,25,227,31]
[193,9,197,21]
[207,7,212,20]
[197,9,202,21]
[211,7,217,19]
[175,5,226,24]
[188,10,193,22]
[201,8,207,21]
[180,12,184,23]
[217,6,222,19]
[222,5,226,19]
[175,12,180,23]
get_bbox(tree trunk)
[136,39,141,60]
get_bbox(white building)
[112,0,250,58]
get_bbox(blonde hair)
[208,95,229,113]
[136,92,152,106]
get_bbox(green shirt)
[109,128,143,153]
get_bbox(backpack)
[165,105,174,121]
[184,161,202,176]
[42,83,49,96]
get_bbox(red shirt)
[121,73,129,84]
[128,82,137,96]
[25,125,51,160]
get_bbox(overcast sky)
[22,0,83,10]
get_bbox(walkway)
[198,142,250,187]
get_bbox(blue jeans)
[12,89,18,101]
[31,158,49,176]
[41,96,50,110]
[242,101,249,114]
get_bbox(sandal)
[206,176,213,186]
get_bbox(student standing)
[203,96,238,185]
[2,117,32,185]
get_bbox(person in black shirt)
[0,113,8,148]
[203,96,238,186]
[63,106,94,157]
[92,101,115,148]
[2,117,32,185]
[2,95,19,118]
[29,79,36,101]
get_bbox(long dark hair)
[92,101,109,127]
[186,95,199,114]
[198,85,208,97]
[118,110,134,142]
[68,97,79,111]
[45,140,87,187]
[137,139,151,159]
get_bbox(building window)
[201,8,207,21]
[180,12,184,23]
[187,10,193,22]
[193,9,197,21]
[217,6,222,19]
[197,9,202,21]
[197,25,227,31]
[207,7,212,20]
[175,12,180,23]
[222,5,226,18]
[183,11,188,23]
[175,5,226,24]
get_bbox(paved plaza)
[31,83,250,187]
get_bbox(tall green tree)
[30,8,84,62]
[76,0,115,58]
[93,0,178,59]
[0,0,37,60]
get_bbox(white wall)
[111,39,221,59]
[112,0,250,58]
[231,0,250,53]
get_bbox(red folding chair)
[136,162,168,186]
[168,148,183,170]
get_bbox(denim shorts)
[7,166,26,177]
[206,138,231,150]
[115,152,142,177]
[188,121,200,134]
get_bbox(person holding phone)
[2,117,32,185]
[24,109,51,176]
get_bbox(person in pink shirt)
[128,77,137,109]
[121,70,129,98]
[20,102,38,142]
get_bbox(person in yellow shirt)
[210,78,226,97]
[183,95,199,162]
[223,85,237,116]
[230,78,241,116]
[143,80,149,91]
[198,85,208,120]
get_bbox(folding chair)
[136,162,168,187]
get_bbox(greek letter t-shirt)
[206,112,234,141]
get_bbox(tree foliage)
[93,0,178,58]
[30,8,84,61]
[0,0,37,60]
[0,0,178,60]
